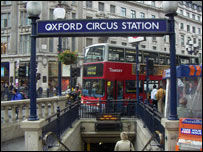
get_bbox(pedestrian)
[38,86,43,98]
[156,85,166,114]
[114,131,135,151]
[177,97,192,118]
[151,84,158,109]
[11,88,24,119]
[186,82,196,95]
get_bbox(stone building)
[1,1,202,92]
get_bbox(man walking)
[156,85,166,114]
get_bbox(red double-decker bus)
[81,43,199,105]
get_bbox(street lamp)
[26,1,42,121]
[54,2,66,96]
[163,1,178,120]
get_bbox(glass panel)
[85,45,105,63]
[108,47,124,62]
[117,81,123,99]
[82,79,104,97]
[126,80,143,93]
[125,49,136,63]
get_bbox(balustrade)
[1,96,68,125]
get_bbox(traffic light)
[18,65,26,77]
[71,68,77,78]
[148,59,154,75]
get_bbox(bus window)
[126,80,143,93]
[82,79,104,97]
[125,49,136,63]
[108,47,124,62]
[84,45,105,63]
[117,81,124,99]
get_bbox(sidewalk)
[1,136,25,151]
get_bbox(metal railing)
[41,98,165,150]
[42,100,80,151]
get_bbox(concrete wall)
[1,122,24,143]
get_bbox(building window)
[131,10,136,18]
[186,12,190,18]
[86,38,93,46]
[180,23,184,30]
[1,36,10,54]
[49,38,53,53]
[141,45,146,48]
[72,13,76,19]
[86,1,92,9]
[121,7,126,17]
[164,48,167,51]
[198,28,201,35]
[20,11,31,26]
[181,35,185,46]
[164,36,167,43]
[151,15,155,18]
[197,16,200,21]
[140,12,145,18]
[62,37,69,50]
[49,9,54,20]
[192,26,196,33]
[110,5,116,14]
[98,2,104,12]
[122,42,127,46]
[86,16,93,19]
[180,9,183,15]
[151,1,155,7]
[193,38,196,44]
[198,39,202,49]
[1,13,10,28]
[187,25,190,32]
[152,46,156,50]
[152,37,156,41]
[181,50,185,54]
[192,14,195,20]
[20,35,30,54]
[111,41,116,44]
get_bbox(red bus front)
[82,62,165,106]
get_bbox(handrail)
[42,131,71,151]
[141,130,164,151]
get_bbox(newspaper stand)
[162,65,202,151]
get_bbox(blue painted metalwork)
[28,16,39,121]
[58,37,62,96]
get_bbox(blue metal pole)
[168,15,178,120]
[28,16,39,121]
[58,37,62,96]
[136,43,139,102]
[146,57,149,102]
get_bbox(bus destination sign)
[37,19,169,37]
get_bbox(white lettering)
[45,24,52,31]
[86,23,93,30]
[122,22,126,29]
[109,68,123,73]
[58,23,63,30]
[63,23,70,30]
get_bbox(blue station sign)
[37,19,169,37]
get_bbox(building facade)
[1,1,202,92]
